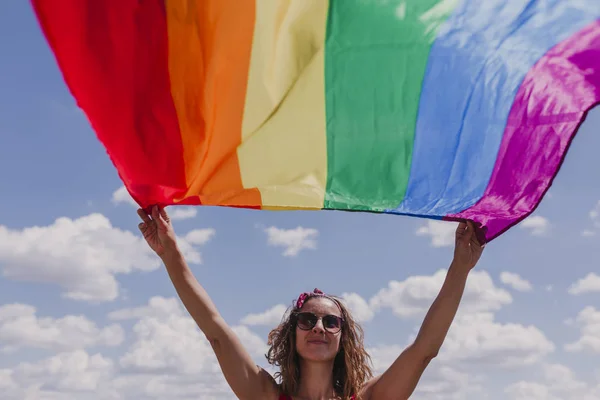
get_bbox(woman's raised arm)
[138,206,279,400]
[360,221,485,400]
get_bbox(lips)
[307,340,328,344]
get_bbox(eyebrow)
[304,311,342,318]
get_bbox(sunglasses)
[294,312,344,333]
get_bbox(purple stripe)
[447,20,600,242]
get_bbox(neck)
[295,359,336,400]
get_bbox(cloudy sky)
[2,2,600,399]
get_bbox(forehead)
[301,297,341,316]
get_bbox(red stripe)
[31,0,189,208]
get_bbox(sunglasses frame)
[293,311,345,333]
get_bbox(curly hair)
[265,290,373,399]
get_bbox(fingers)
[457,220,475,234]
[137,210,149,235]
[472,225,486,249]
[465,220,486,248]
[137,208,151,223]
[456,220,483,245]
[456,221,468,239]
[159,206,169,222]
[466,221,477,239]
[148,205,171,230]
[138,223,151,238]
[151,205,160,220]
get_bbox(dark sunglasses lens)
[297,313,317,329]
[323,315,341,330]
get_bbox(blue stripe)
[388,0,600,216]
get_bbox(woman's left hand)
[453,221,485,270]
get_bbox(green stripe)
[324,0,458,211]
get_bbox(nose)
[312,318,325,333]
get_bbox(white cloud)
[169,207,198,221]
[175,229,216,265]
[568,273,600,295]
[581,200,600,236]
[0,369,15,391]
[368,303,554,398]
[439,312,554,367]
[500,272,533,292]
[505,363,600,400]
[340,292,375,323]
[0,214,213,302]
[113,297,267,399]
[0,214,157,302]
[416,220,457,247]
[369,269,512,318]
[118,314,219,375]
[414,365,485,400]
[116,296,267,375]
[505,380,559,400]
[0,296,270,400]
[565,306,600,353]
[520,216,550,236]
[108,296,182,322]
[542,363,589,393]
[111,186,137,207]
[264,226,318,257]
[590,200,600,225]
[183,229,215,246]
[367,270,553,373]
[0,303,123,353]
[367,344,406,374]
[367,313,554,399]
[12,350,114,392]
[368,343,485,399]
[240,304,288,326]
[367,310,553,372]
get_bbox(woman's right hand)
[137,205,179,258]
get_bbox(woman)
[137,206,484,400]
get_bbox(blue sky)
[1,2,600,399]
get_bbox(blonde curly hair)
[265,289,373,399]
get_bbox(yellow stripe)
[238,0,329,209]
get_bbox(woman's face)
[295,297,343,363]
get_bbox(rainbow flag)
[32,1,600,242]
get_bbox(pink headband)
[295,288,327,309]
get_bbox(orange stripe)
[165,0,261,207]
